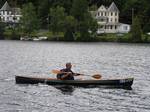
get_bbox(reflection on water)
[54,85,75,95]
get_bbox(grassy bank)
[2,29,150,43]
[97,33,150,43]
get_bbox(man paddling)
[57,63,80,80]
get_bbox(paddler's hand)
[66,72,73,76]
[61,72,72,79]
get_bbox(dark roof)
[106,22,120,25]
[108,2,119,12]
[0,1,11,11]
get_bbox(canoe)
[15,76,134,88]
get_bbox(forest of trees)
[0,0,150,42]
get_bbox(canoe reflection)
[54,85,75,95]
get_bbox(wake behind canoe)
[15,76,134,88]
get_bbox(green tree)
[130,16,142,42]
[51,0,73,14]
[49,6,66,40]
[37,0,49,29]
[64,16,77,41]
[71,0,88,21]
[89,4,98,11]
[0,20,5,39]
[20,2,40,37]
[88,13,98,38]
[143,20,150,33]
[71,0,98,41]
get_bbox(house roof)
[108,2,119,12]
[98,5,107,12]
[0,1,11,11]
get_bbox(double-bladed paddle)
[51,69,102,79]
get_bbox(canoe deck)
[15,76,134,88]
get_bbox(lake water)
[0,40,150,112]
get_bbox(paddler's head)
[66,62,72,69]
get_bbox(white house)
[91,2,130,34]
[0,1,21,23]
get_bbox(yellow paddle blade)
[51,70,61,74]
[92,74,102,79]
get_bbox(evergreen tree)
[71,0,88,21]
[130,16,142,42]
[0,20,5,39]
[64,16,77,41]
[71,0,98,41]
[37,0,49,29]
[49,6,66,40]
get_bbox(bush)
[4,28,20,40]
[117,33,131,42]
[97,34,118,42]
[142,34,150,43]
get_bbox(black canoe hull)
[15,76,134,88]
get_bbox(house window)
[115,12,117,16]
[110,18,113,22]
[99,25,103,29]
[101,12,103,16]
[110,25,113,29]
[115,26,117,29]
[115,18,117,22]
[105,12,106,16]
[107,18,109,22]
[123,26,128,30]
[101,18,105,22]
[111,12,113,16]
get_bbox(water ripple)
[0,41,150,112]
